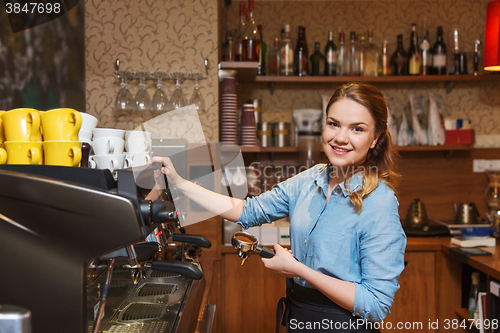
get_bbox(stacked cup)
[0,111,7,164]
[221,77,238,144]
[90,128,127,175]
[78,113,99,168]
[2,108,42,165]
[124,130,153,167]
[240,103,256,146]
[41,108,83,167]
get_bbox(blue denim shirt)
[237,164,406,322]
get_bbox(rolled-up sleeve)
[352,191,407,321]
[237,181,291,229]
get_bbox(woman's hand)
[148,156,183,186]
[261,244,301,278]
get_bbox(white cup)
[125,130,152,142]
[92,137,125,155]
[79,129,93,143]
[89,154,126,173]
[125,139,151,153]
[80,113,98,133]
[128,152,152,167]
[93,128,125,140]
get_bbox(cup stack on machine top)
[0,108,84,166]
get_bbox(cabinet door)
[224,253,286,333]
[383,251,436,332]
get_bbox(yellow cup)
[41,108,82,141]
[4,141,42,165]
[43,141,82,167]
[0,111,6,143]
[1,108,41,141]
[0,147,6,164]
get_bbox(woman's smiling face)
[322,98,380,169]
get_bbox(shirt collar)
[313,164,364,198]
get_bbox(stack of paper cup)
[124,130,153,167]
[240,103,256,146]
[90,128,127,175]
[221,77,238,144]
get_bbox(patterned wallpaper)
[225,0,500,138]
[85,0,219,142]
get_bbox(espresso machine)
[0,164,213,333]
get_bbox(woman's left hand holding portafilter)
[262,244,301,278]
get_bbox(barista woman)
[149,83,406,332]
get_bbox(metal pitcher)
[453,202,479,224]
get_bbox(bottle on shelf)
[310,42,325,76]
[225,32,235,62]
[295,26,308,76]
[364,28,379,76]
[347,31,360,76]
[474,40,481,76]
[234,1,246,62]
[324,30,337,76]
[452,28,460,74]
[268,37,280,76]
[390,34,408,75]
[242,0,258,61]
[420,18,432,75]
[280,24,294,76]
[408,23,421,75]
[336,32,347,76]
[257,24,266,75]
[359,33,367,75]
[468,271,480,319]
[379,40,391,76]
[432,26,447,75]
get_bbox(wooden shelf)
[240,146,298,153]
[219,61,258,83]
[254,74,500,84]
[396,144,474,151]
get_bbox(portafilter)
[231,231,275,265]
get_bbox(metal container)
[257,122,273,147]
[248,99,262,126]
[0,305,32,333]
[273,122,291,147]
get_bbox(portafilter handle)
[231,231,275,265]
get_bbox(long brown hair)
[326,83,401,213]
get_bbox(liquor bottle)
[420,18,432,75]
[324,30,337,76]
[359,33,367,75]
[225,32,235,62]
[468,272,480,318]
[474,40,481,76]
[268,37,280,76]
[408,23,421,75]
[257,24,266,75]
[310,42,325,76]
[295,26,308,76]
[234,1,246,61]
[242,0,258,61]
[364,28,379,76]
[379,40,391,76]
[280,24,294,76]
[347,31,360,76]
[432,26,447,75]
[390,34,408,75]
[452,28,460,74]
[336,32,347,76]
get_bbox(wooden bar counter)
[220,237,500,333]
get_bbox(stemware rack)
[114,71,208,82]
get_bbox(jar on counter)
[298,131,322,168]
[257,122,273,147]
[273,122,291,147]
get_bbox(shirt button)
[304,239,307,244]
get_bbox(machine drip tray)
[118,303,168,322]
[136,283,177,297]
[107,321,169,333]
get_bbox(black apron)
[276,278,382,333]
